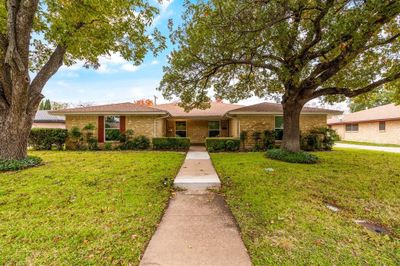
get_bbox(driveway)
[335,143,400,153]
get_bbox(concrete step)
[174,175,221,190]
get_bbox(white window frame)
[105,115,121,142]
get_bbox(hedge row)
[152,137,190,151]
[29,128,68,150]
[205,137,240,152]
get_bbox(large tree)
[0,0,165,159]
[159,0,400,152]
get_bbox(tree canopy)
[160,0,400,108]
[0,0,165,159]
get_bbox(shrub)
[104,142,113,151]
[66,127,84,150]
[120,135,150,150]
[119,129,134,143]
[29,128,68,150]
[262,130,276,150]
[0,156,42,171]
[87,137,99,150]
[240,131,247,150]
[301,127,338,151]
[266,149,318,164]
[152,137,190,151]
[206,138,240,152]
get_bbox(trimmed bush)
[120,135,150,150]
[266,149,318,164]
[206,138,240,152]
[301,127,338,151]
[0,156,42,171]
[152,137,190,151]
[262,130,276,149]
[29,128,68,150]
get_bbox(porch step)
[174,175,221,190]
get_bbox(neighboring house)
[51,101,341,146]
[33,110,66,129]
[328,103,400,145]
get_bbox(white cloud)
[150,60,159,65]
[160,0,174,12]
[120,63,140,72]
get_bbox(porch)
[165,118,230,144]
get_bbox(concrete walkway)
[335,143,400,153]
[140,146,251,266]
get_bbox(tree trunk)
[0,108,34,160]
[281,101,304,152]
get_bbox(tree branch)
[5,0,25,71]
[29,45,67,109]
[311,72,400,99]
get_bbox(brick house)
[328,104,400,145]
[51,101,341,146]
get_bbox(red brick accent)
[98,116,104,142]
[120,116,126,133]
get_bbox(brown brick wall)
[237,114,327,147]
[65,115,98,137]
[126,116,156,137]
[299,114,327,132]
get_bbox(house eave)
[49,111,170,116]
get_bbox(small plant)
[119,129,134,143]
[266,149,318,164]
[240,131,247,150]
[104,142,113,151]
[252,131,262,151]
[66,127,84,150]
[0,156,43,171]
[262,130,276,150]
[87,137,99,150]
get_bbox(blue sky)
[41,0,346,110]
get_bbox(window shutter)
[120,116,126,133]
[98,116,104,142]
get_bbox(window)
[379,121,386,131]
[105,116,120,141]
[175,121,187,137]
[345,123,359,132]
[274,116,284,140]
[208,121,220,137]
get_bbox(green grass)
[338,140,400,147]
[211,149,400,265]
[0,151,185,265]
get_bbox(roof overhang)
[167,115,224,120]
[34,120,65,123]
[227,112,332,115]
[49,111,170,116]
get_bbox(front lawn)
[0,151,185,265]
[211,149,400,265]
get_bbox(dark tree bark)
[0,0,66,160]
[281,99,304,152]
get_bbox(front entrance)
[166,119,229,144]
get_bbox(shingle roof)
[50,102,168,115]
[328,103,400,125]
[228,102,343,115]
[34,110,65,123]
[156,102,244,118]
